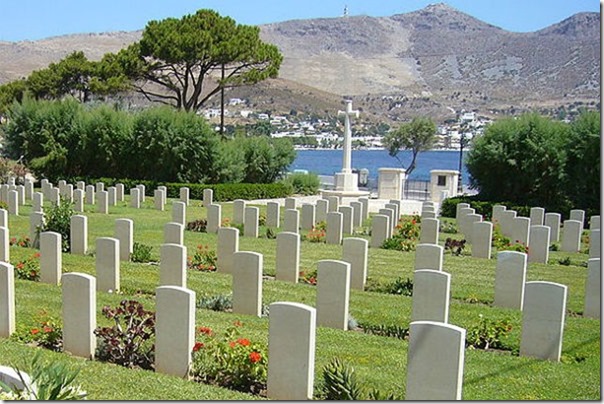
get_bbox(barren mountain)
[0,3,599,120]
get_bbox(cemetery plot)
[0,189,599,400]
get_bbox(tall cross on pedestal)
[338,100,359,174]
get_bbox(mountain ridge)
[0,4,599,121]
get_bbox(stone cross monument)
[335,100,360,192]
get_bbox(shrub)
[466,113,569,210]
[131,242,153,263]
[9,235,31,248]
[197,294,233,312]
[320,357,363,400]
[444,238,467,256]
[191,322,268,395]
[281,172,320,195]
[304,226,326,243]
[381,216,420,252]
[365,277,413,296]
[0,351,87,400]
[188,244,217,272]
[491,224,511,249]
[358,323,409,340]
[94,300,156,370]
[13,252,40,281]
[40,198,74,252]
[299,269,318,285]
[14,310,62,351]
[466,314,513,350]
[186,219,207,232]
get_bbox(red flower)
[237,338,250,346]
[31,328,40,335]
[229,341,236,348]
[198,326,213,336]
[193,342,204,352]
[33,252,40,258]
[249,351,262,363]
[43,326,53,333]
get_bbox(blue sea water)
[289,149,471,184]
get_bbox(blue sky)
[0,0,600,42]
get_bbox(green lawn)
[0,193,600,400]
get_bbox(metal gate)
[404,180,430,201]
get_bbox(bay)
[289,149,471,184]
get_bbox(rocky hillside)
[0,3,599,120]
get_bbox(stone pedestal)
[430,170,459,204]
[378,168,406,200]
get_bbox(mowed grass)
[0,193,600,400]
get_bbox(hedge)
[59,177,294,202]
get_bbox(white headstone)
[0,262,15,337]
[472,221,492,259]
[130,188,140,208]
[326,196,339,212]
[233,199,246,225]
[7,190,18,216]
[267,302,316,400]
[136,184,145,203]
[172,201,186,226]
[411,269,451,323]
[97,190,109,214]
[494,251,527,310]
[301,203,316,231]
[266,201,280,228]
[283,209,300,234]
[62,273,96,359]
[85,185,95,205]
[164,222,184,245]
[0,227,8,263]
[315,199,328,223]
[203,188,213,207]
[589,229,600,259]
[590,215,600,231]
[40,231,62,285]
[569,209,585,230]
[96,237,120,292]
[561,220,582,252]
[155,286,195,378]
[528,225,550,264]
[520,281,567,362]
[512,217,530,247]
[70,215,88,255]
[33,192,44,212]
[216,227,239,274]
[116,183,125,202]
[232,251,263,317]
[544,212,561,243]
[326,211,343,245]
[359,197,369,221]
[276,232,300,283]
[350,201,363,228]
[584,258,600,319]
[316,260,350,330]
[160,243,187,288]
[529,207,545,226]
[115,218,134,262]
[406,321,465,400]
[244,206,259,238]
[370,214,390,248]
[179,187,190,206]
[338,206,354,235]
[73,189,84,212]
[207,204,222,234]
[492,204,507,226]
[342,237,368,291]
[414,243,444,271]
[29,211,44,249]
[285,197,297,210]
[153,189,165,211]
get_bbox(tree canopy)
[111,9,283,111]
[465,111,600,213]
[382,117,437,175]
